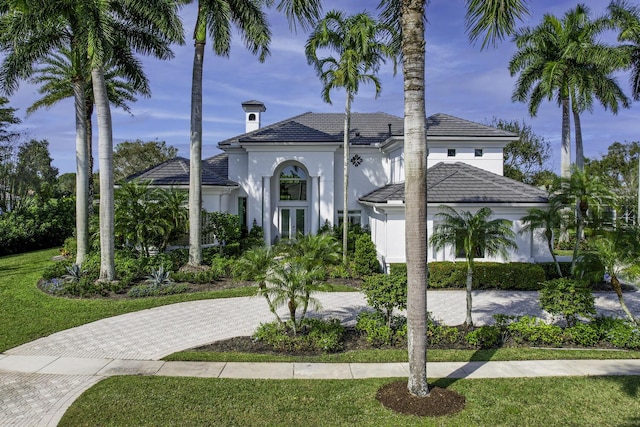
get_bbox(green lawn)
[58,375,640,427]
[0,249,256,352]
[165,347,640,363]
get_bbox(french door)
[279,207,307,239]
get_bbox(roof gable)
[126,154,236,187]
[426,113,516,138]
[360,162,548,204]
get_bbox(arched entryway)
[275,162,310,239]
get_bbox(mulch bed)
[376,381,466,416]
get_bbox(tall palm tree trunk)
[403,0,429,398]
[573,108,584,171]
[465,261,474,328]
[342,94,351,265]
[545,229,563,277]
[188,15,205,267]
[559,96,572,243]
[611,274,637,324]
[85,101,94,217]
[92,67,115,281]
[73,78,89,266]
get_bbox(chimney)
[241,100,266,133]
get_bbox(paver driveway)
[2,290,640,426]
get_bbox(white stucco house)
[133,100,550,270]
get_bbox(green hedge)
[537,262,572,280]
[389,261,546,291]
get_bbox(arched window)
[248,113,256,121]
[279,165,307,201]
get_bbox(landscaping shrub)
[538,262,572,280]
[0,197,75,256]
[507,316,564,346]
[539,278,596,327]
[427,313,461,347]
[465,325,502,349]
[353,234,381,277]
[210,255,233,278]
[389,263,406,276]
[360,273,407,325]
[42,259,73,280]
[253,318,345,353]
[172,269,220,284]
[566,322,601,347]
[388,262,545,290]
[592,317,640,350]
[356,311,406,347]
[127,283,189,298]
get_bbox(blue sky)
[5,0,638,174]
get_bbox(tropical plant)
[145,266,173,289]
[0,0,184,276]
[585,141,639,223]
[114,180,188,256]
[305,10,395,265]
[430,206,517,328]
[575,227,639,324]
[256,233,341,334]
[609,0,640,100]
[520,198,565,277]
[26,45,152,260]
[233,245,282,325]
[183,0,270,267]
[510,4,630,176]
[552,166,616,273]
[375,0,529,397]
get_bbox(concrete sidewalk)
[2,290,640,426]
[2,354,640,380]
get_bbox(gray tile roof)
[126,153,236,186]
[426,113,516,138]
[219,112,405,146]
[360,162,548,204]
[219,112,515,147]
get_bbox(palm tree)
[377,0,529,398]
[430,206,517,328]
[520,198,565,277]
[609,0,640,100]
[0,0,183,279]
[184,0,270,267]
[554,166,616,274]
[305,10,395,265]
[26,45,151,264]
[233,245,284,325]
[576,226,639,324]
[510,4,630,175]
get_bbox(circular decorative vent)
[350,154,363,167]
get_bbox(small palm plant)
[430,206,517,328]
[576,227,639,325]
[520,197,564,277]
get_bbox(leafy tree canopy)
[489,117,555,187]
[113,139,178,182]
[585,140,639,219]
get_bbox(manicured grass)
[165,347,640,363]
[0,249,256,352]
[59,375,640,426]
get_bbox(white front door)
[279,207,307,239]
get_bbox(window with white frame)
[338,210,362,226]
